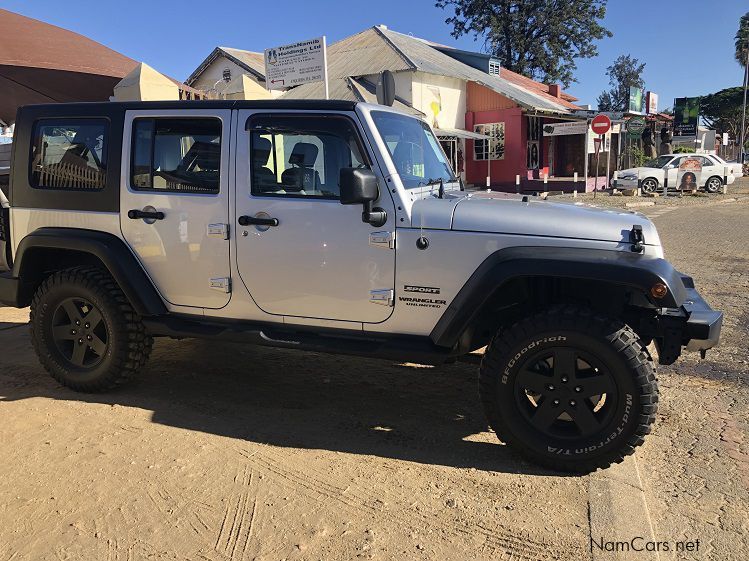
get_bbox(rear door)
[120,110,232,309]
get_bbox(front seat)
[251,137,276,193]
[281,142,321,194]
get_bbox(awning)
[434,127,489,140]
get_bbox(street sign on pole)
[264,36,329,97]
[591,114,612,135]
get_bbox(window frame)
[246,113,372,201]
[129,116,223,195]
[29,117,110,191]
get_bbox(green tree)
[435,0,612,88]
[736,11,749,66]
[596,55,646,112]
[700,86,749,144]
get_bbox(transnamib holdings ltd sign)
[264,36,327,91]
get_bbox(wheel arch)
[430,246,688,351]
[11,228,166,316]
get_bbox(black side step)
[142,315,457,365]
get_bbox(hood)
[410,192,661,246]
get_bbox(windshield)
[370,111,454,189]
[643,155,675,168]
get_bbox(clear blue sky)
[2,0,747,109]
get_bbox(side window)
[131,118,221,194]
[248,115,368,198]
[30,119,108,190]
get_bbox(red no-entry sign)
[591,114,612,135]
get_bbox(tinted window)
[30,119,108,190]
[248,115,368,198]
[131,118,221,194]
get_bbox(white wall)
[411,72,466,131]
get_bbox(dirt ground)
[1,200,747,561]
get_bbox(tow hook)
[630,225,644,253]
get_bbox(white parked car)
[709,154,743,178]
[614,154,737,194]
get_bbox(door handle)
[238,215,279,227]
[128,209,165,221]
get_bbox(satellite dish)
[376,70,395,107]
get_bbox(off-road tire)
[479,305,658,473]
[705,176,723,194]
[30,267,152,392]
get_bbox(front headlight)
[619,174,637,181]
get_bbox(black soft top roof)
[17,99,359,116]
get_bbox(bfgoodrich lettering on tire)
[30,267,153,392]
[479,305,658,473]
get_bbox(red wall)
[465,108,525,185]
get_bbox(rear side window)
[30,119,108,190]
[131,118,221,194]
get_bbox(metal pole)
[740,49,748,163]
[322,36,330,100]
[605,131,611,190]
[583,122,589,193]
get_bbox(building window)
[30,119,108,190]
[526,116,541,169]
[488,59,501,76]
[473,123,505,161]
[222,68,231,82]
[131,118,222,194]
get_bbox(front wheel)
[479,306,658,473]
[705,176,723,193]
[30,267,153,392]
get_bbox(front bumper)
[681,284,723,352]
[652,275,722,363]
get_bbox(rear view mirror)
[339,168,379,205]
[339,168,386,227]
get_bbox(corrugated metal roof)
[376,27,570,113]
[220,47,266,77]
[281,75,422,116]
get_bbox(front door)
[120,110,232,309]
[234,111,396,323]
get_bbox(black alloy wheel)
[479,305,658,473]
[51,297,109,369]
[514,347,616,440]
[30,267,152,392]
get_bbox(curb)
[588,454,659,560]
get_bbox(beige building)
[186,47,281,100]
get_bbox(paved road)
[636,199,749,560]
[0,200,746,560]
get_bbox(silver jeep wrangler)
[0,100,722,472]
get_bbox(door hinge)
[209,277,232,293]
[207,223,230,240]
[369,231,396,249]
[370,289,394,306]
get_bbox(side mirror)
[339,168,386,227]
[339,168,379,205]
[664,164,674,170]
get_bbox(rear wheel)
[705,176,722,193]
[640,178,658,193]
[30,267,152,392]
[479,306,658,473]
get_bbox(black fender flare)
[429,246,688,348]
[11,227,167,316]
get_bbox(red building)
[464,74,611,192]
